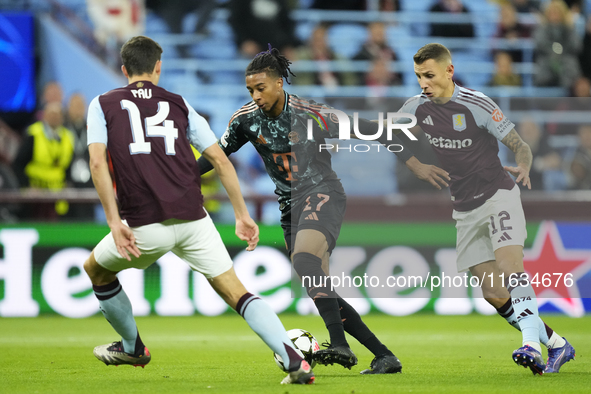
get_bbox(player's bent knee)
[292,252,323,278]
[485,297,509,309]
[84,251,117,285]
[208,268,248,309]
[83,252,99,279]
[481,285,509,300]
[83,257,93,276]
[293,252,336,299]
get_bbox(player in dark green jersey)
[198,46,449,373]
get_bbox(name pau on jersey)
[130,87,152,99]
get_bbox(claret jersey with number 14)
[87,81,217,226]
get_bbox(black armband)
[196,155,214,175]
[197,142,234,175]
[356,118,415,163]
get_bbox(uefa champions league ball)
[274,328,320,371]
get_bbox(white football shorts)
[453,184,527,272]
[94,214,233,278]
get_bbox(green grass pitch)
[1,313,588,393]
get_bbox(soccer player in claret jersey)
[83,36,314,385]
[197,46,450,374]
[397,43,575,375]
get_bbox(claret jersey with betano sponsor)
[87,81,217,226]
[398,84,516,211]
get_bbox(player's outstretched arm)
[196,142,235,176]
[196,153,215,175]
[88,143,141,261]
[354,118,450,189]
[405,156,450,190]
[501,129,532,190]
[202,143,259,251]
[354,117,416,161]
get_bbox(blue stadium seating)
[296,20,316,43]
[329,141,397,195]
[327,23,368,59]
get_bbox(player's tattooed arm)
[501,128,533,189]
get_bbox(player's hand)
[504,165,531,189]
[110,221,141,261]
[236,216,259,251]
[406,157,450,190]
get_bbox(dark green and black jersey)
[197,91,414,211]
[215,92,344,209]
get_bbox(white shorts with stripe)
[94,214,233,278]
[453,184,527,272]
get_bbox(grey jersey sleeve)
[392,95,423,124]
[398,95,422,116]
[466,93,515,140]
[183,98,218,153]
[87,95,108,146]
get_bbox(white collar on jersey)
[282,90,289,112]
[451,83,461,101]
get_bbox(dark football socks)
[293,252,348,347]
[337,297,392,357]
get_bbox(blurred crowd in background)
[0,0,590,224]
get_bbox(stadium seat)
[191,96,243,137]
[451,51,493,88]
[296,21,316,43]
[161,71,200,98]
[399,0,430,11]
[393,47,421,87]
[330,141,396,196]
[470,1,500,40]
[207,71,244,85]
[386,24,411,46]
[327,23,368,59]
[467,0,500,14]
[386,25,414,83]
[458,72,493,89]
[398,0,430,36]
[208,19,233,41]
[145,11,170,34]
[194,37,237,59]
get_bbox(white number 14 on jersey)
[121,100,178,155]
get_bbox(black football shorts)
[281,182,346,257]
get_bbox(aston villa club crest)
[288,131,300,144]
[452,114,466,131]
